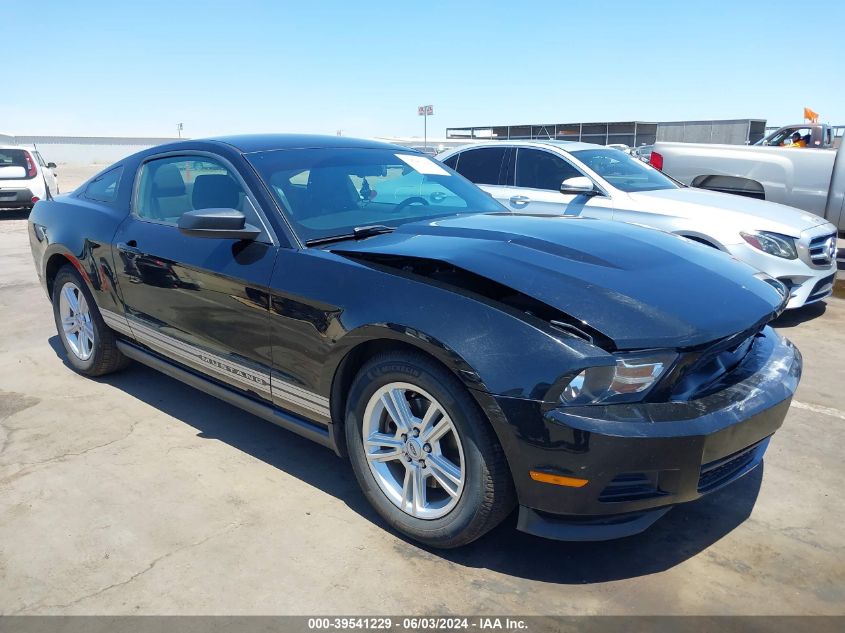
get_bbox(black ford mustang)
[28,135,801,548]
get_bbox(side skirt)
[116,340,336,452]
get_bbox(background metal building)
[1,135,182,163]
[446,119,767,146]
[656,119,768,144]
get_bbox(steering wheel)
[392,196,430,213]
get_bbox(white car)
[438,141,838,309]
[0,145,59,212]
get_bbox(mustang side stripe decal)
[99,308,330,418]
[270,372,331,408]
[128,319,273,395]
[270,392,332,418]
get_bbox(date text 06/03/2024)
[306,617,529,630]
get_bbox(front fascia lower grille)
[698,438,769,493]
[599,472,664,503]
[807,273,836,303]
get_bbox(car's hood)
[625,187,828,236]
[331,213,785,350]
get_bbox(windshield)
[571,147,677,192]
[247,147,504,244]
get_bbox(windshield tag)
[395,154,450,176]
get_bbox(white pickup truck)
[651,126,845,231]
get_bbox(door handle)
[117,240,142,255]
[509,195,531,206]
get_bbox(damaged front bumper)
[492,326,801,541]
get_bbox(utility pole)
[177,122,184,139]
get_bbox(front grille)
[808,233,836,267]
[599,472,663,502]
[698,438,768,493]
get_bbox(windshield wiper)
[305,225,395,246]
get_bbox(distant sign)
[418,105,434,116]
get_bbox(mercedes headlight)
[558,351,677,405]
[740,231,797,259]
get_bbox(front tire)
[345,350,515,548]
[52,265,129,376]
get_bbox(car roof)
[206,134,411,154]
[441,139,600,154]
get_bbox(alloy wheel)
[362,382,466,520]
[58,281,95,361]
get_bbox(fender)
[323,321,492,394]
[29,197,128,314]
[322,321,549,465]
[268,247,614,411]
[317,288,612,404]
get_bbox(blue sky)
[6,0,844,139]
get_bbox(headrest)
[192,174,241,210]
[307,167,352,190]
[151,163,186,197]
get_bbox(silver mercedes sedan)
[438,141,837,309]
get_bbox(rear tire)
[345,350,515,548]
[52,265,129,376]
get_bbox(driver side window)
[515,148,582,190]
[135,156,259,226]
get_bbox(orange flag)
[804,107,819,123]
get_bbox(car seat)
[147,163,189,221]
[304,167,359,219]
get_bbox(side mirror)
[560,176,598,196]
[178,209,260,240]
[47,162,57,169]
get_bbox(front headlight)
[740,231,797,259]
[559,351,677,405]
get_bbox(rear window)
[0,149,34,180]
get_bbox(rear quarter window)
[83,166,124,203]
[441,154,459,170]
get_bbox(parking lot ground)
[1,191,844,615]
